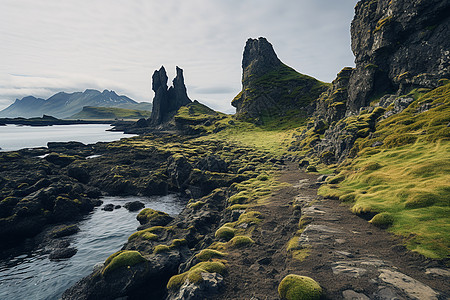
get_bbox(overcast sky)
[0,0,358,113]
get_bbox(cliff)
[232,37,328,124]
[347,0,450,112]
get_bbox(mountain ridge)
[0,89,151,119]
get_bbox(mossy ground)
[316,85,450,258]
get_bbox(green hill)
[69,106,152,120]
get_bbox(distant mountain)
[69,106,152,120]
[0,89,152,119]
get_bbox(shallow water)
[0,124,135,152]
[0,195,185,300]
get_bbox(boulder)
[49,247,77,260]
[124,201,145,212]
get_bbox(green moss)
[404,192,438,209]
[188,200,205,209]
[128,226,165,241]
[228,192,250,205]
[195,249,226,261]
[227,235,254,248]
[215,226,236,241]
[227,204,249,210]
[278,274,322,300]
[170,238,187,248]
[153,244,170,254]
[256,174,269,181]
[102,250,146,275]
[136,208,170,225]
[237,211,263,226]
[306,165,317,172]
[167,261,227,291]
[369,212,395,228]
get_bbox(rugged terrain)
[0,0,449,299]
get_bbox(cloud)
[0,0,358,113]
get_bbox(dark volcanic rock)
[347,0,450,112]
[124,201,145,212]
[49,247,77,260]
[150,66,192,126]
[232,37,327,123]
[102,204,115,211]
[67,166,90,184]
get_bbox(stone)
[342,289,370,300]
[123,201,145,212]
[51,224,80,238]
[168,272,224,300]
[67,166,90,184]
[232,37,327,122]
[331,261,367,278]
[49,247,77,260]
[150,66,192,126]
[378,268,439,300]
[102,204,115,211]
[425,268,450,277]
[347,0,450,112]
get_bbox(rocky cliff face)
[295,0,450,163]
[232,37,328,123]
[347,0,450,112]
[150,66,192,125]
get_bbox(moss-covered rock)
[278,274,322,300]
[102,250,146,275]
[215,226,235,241]
[195,249,226,261]
[167,261,227,291]
[369,212,394,229]
[227,235,254,248]
[136,208,173,226]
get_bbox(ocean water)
[0,124,136,152]
[0,195,185,300]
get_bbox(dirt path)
[215,163,449,299]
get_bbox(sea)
[0,124,136,152]
[0,195,185,300]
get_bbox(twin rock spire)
[150,66,191,125]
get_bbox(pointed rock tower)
[232,37,327,123]
[150,66,192,125]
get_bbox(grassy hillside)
[69,106,152,120]
[318,83,450,258]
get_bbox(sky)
[0,0,359,113]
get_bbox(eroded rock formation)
[232,37,327,123]
[150,66,192,125]
[347,0,450,112]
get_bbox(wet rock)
[167,154,192,190]
[102,204,115,211]
[51,224,80,238]
[49,247,77,260]
[168,272,224,300]
[67,166,90,184]
[124,201,145,212]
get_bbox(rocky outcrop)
[297,0,450,164]
[347,0,450,112]
[150,66,192,126]
[232,37,328,123]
